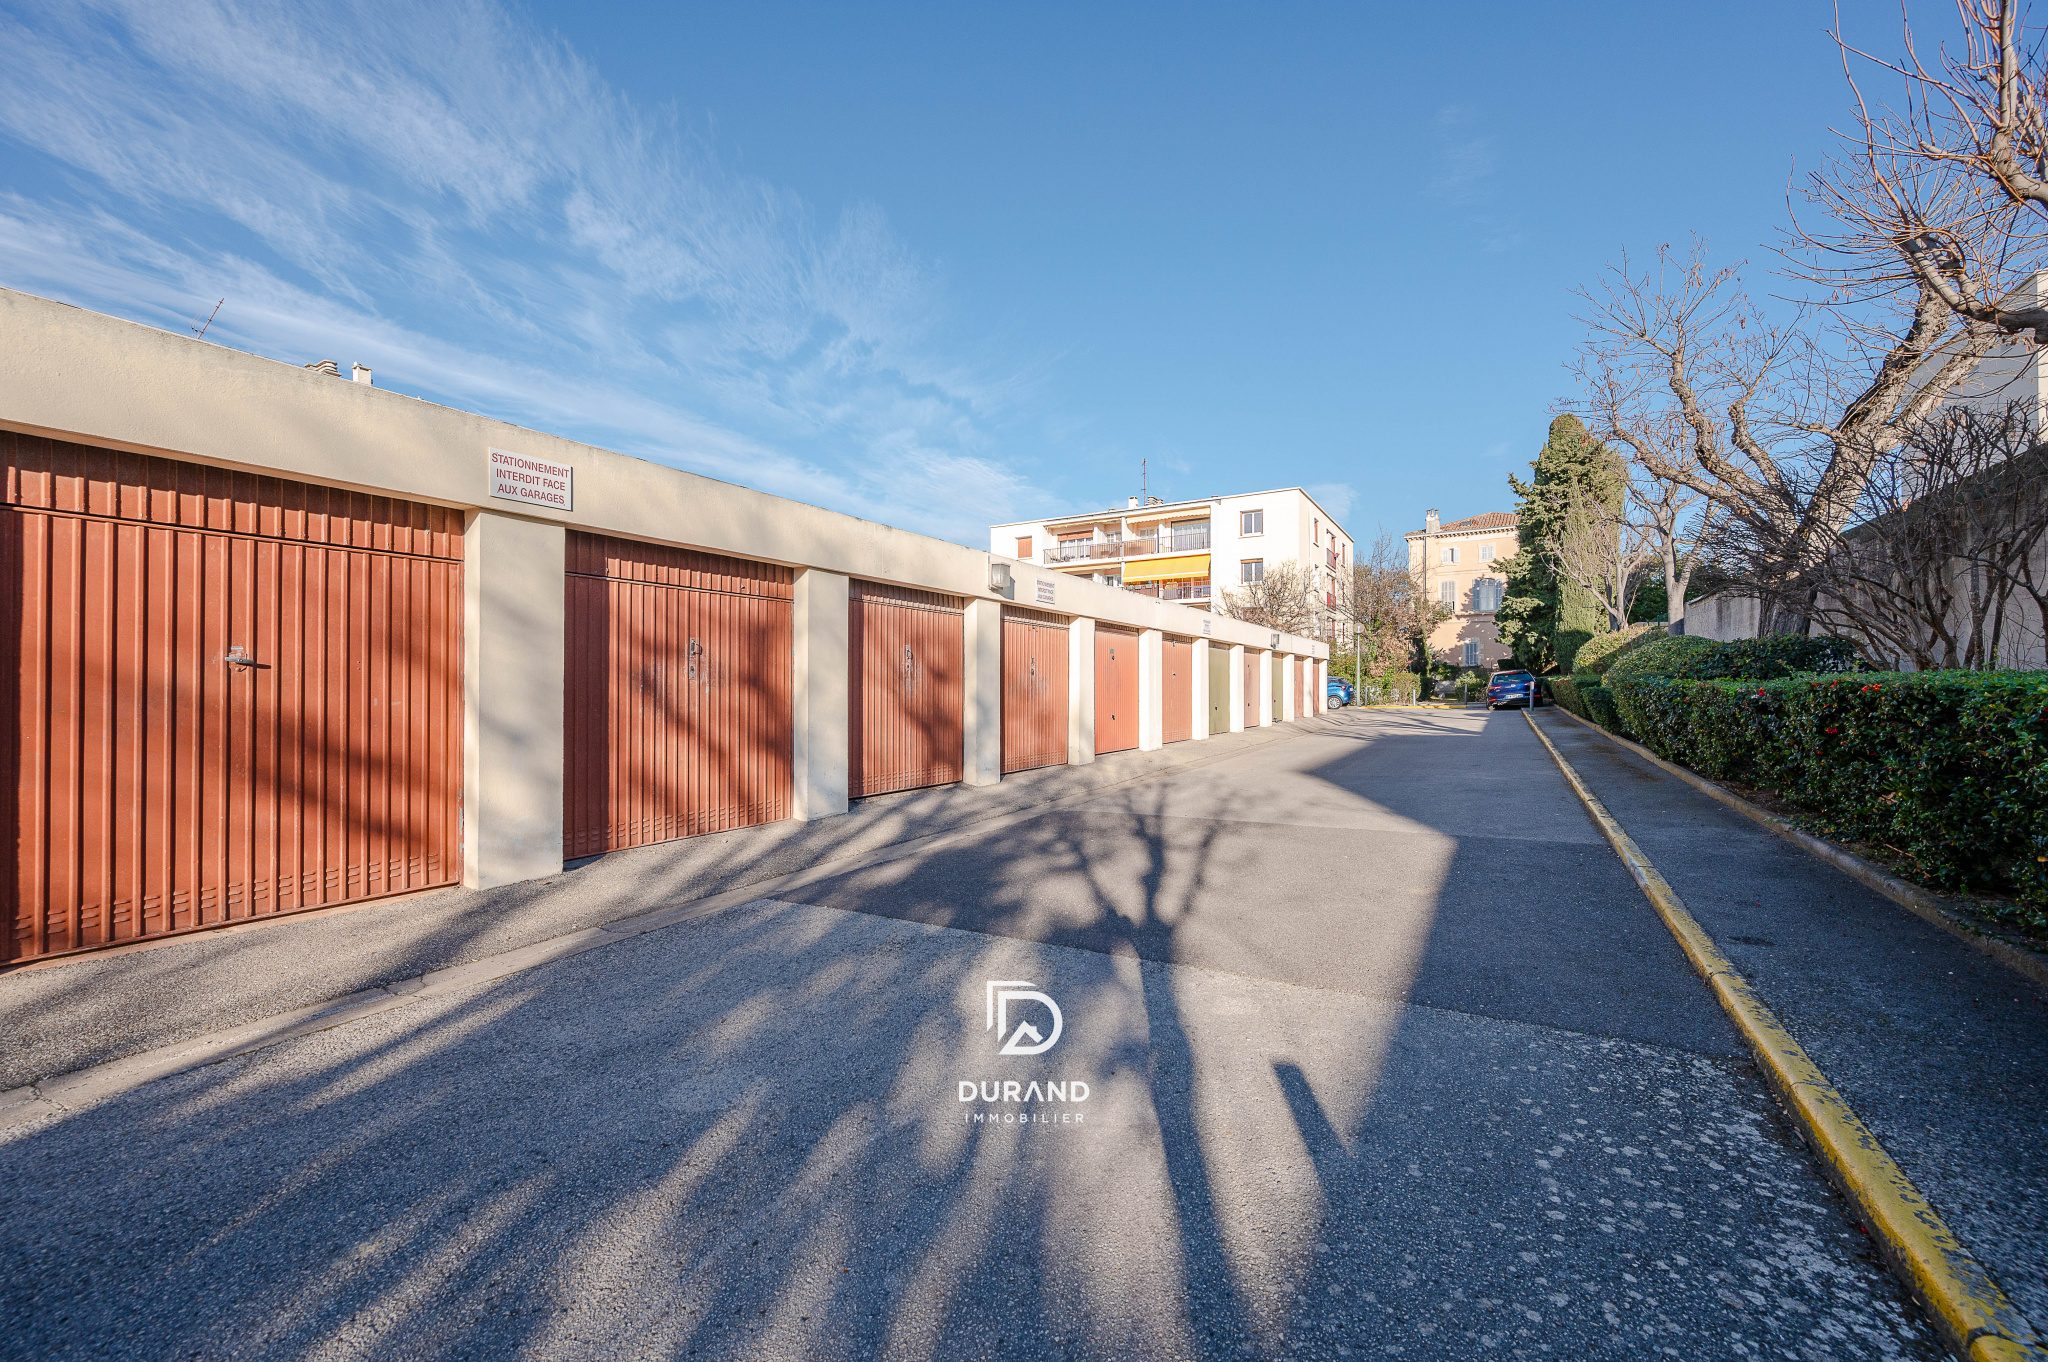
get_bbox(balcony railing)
[1121,580,1212,602]
[1044,528,1207,564]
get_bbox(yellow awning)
[1121,553,1210,583]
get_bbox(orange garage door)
[851,581,965,797]
[1095,626,1139,754]
[563,533,792,859]
[1002,607,1068,774]
[1162,636,1193,743]
[5,434,464,963]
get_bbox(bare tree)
[1329,530,1445,676]
[1806,402,2048,668]
[1577,388,1717,631]
[1571,240,1997,628]
[1630,447,1716,633]
[1218,559,1318,635]
[1550,483,1655,632]
[1830,0,2048,340]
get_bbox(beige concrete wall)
[1227,644,1246,733]
[792,570,851,819]
[962,599,1003,786]
[1191,638,1211,740]
[464,511,566,887]
[1068,617,1096,763]
[2,287,1321,662]
[1137,629,1164,752]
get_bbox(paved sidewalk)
[1532,709,2048,1332]
[0,718,1333,1091]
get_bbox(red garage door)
[1002,607,1068,774]
[1095,625,1139,755]
[5,434,464,963]
[1162,636,1193,743]
[851,581,964,797]
[564,534,792,859]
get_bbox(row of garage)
[7,436,1319,963]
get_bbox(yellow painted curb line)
[1523,709,2044,1362]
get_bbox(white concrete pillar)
[1281,653,1297,722]
[1257,650,1274,726]
[463,509,565,889]
[1316,658,1327,713]
[1137,628,1164,752]
[962,598,1003,786]
[792,568,851,819]
[1068,616,1096,764]
[1191,638,1211,740]
[1227,643,1246,734]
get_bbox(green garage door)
[1208,644,1229,735]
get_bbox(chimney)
[1126,496,1140,509]
[351,363,373,385]
[304,360,341,377]
[1425,508,1440,533]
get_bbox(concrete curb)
[1546,705,2048,991]
[1523,709,2044,1362]
[0,714,1356,1131]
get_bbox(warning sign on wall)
[489,447,574,511]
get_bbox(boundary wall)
[0,288,1327,901]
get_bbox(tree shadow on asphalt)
[0,712,1942,1361]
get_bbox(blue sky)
[0,1,1915,546]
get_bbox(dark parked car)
[1326,677,1354,707]
[1485,670,1547,709]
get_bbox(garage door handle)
[224,645,269,670]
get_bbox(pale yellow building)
[1404,509,1519,669]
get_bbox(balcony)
[1044,525,1209,564]
[1122,580,1211,602]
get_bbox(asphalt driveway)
[0,708,1953,1360]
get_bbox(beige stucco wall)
[2,289,1320,660]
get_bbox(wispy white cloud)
[1428,106,1497,205]
[0,0,1044,541]
[1305,481,1356,524]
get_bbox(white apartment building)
[991,487,1355,636]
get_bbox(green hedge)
[1574,623,1662,676]
[1556,671,1589,716]
[1604,635,1724,681]
[1549,675,1622,731]
[1607,633,1861,682]
[1607,670,2048,924]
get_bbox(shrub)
[1550,675,1590,719]
[1604,632,1864,684]
[1607,670,2048,926]
[1550,675,1623,731]
[1580,685,1622,731]
[1604,634,1722,681]
[1574,623,1663,677]
[1709,634,1861,679]
[1364,671,1420,705]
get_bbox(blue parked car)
[1485,670,1546,709]
[1326,677,1355,707]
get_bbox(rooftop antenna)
[1142,457,1148,504]
[190,298,224,340]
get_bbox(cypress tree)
[1497,415,1624,673]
